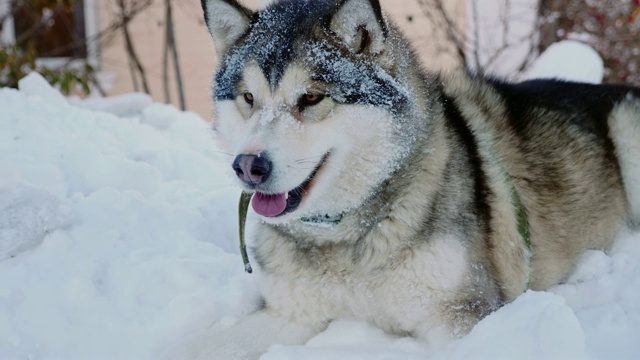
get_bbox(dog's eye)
[243,92,254,106]
[298,93,324,110]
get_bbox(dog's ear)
[201,0,253,59]
[330,0,387,55]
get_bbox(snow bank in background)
[1,73,639,359]
[522,40,604,83]
[70,92,154,118]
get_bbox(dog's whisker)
[287,163,339,172]
[211,150,235,158]
[294,156,327,163]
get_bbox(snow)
[445,291,587,360]
[521,40,604,84]
[69,92,153,118]
[474,0,606,85]
[1,72,639,359]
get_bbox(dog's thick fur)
[185,0,640,358]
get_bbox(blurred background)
[1,0,639,120]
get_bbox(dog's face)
[203,0,412,223]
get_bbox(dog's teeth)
[285,193,289,200]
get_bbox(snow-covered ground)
[1,70,639,359]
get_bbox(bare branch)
[117,0,150,94]
[166,0,185,110]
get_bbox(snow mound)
[522,40,604,84]
[446,291,586,360]
[18,72,68,104]
[71,92,153,118]
[262,320,430,360]
[0,73,260,359]
[0,184,74,260]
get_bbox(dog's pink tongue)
[252,192,287,217]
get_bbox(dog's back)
[444,76,640,289]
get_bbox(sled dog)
[189,0,640,357]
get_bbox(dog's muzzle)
[231,153,328,218]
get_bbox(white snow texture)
[0,72,639,359]
[522,40,605,84]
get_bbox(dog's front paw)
[158,310,324,360]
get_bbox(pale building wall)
[100,0,466,120]
[99,0,218,119]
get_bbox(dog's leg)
[411,296,499,350]
[528,249,577,290]
[412,309,481,350]
[609,97,640,227]
[159,309,326,360]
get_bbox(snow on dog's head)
[202,0,415,223]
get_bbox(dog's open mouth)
[251,154,329,217]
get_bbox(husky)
[180,0,640,358]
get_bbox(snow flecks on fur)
[213,0,413,116]
[210,1,423,211]
[303,41,410,112]
[215,43,250,101]
[257,105,276,126]
[214,1,330,101]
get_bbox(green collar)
[300,213,343,227]
[237,179,531,274]
[238,192,253,273]
[237,192,345,273]
[509,180,531,250]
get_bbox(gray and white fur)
[164,0,640,358]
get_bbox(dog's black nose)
[232,154,272,185]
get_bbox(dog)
[188,0,640,358]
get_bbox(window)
[14,0,86,58]
[1,0,99,68]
